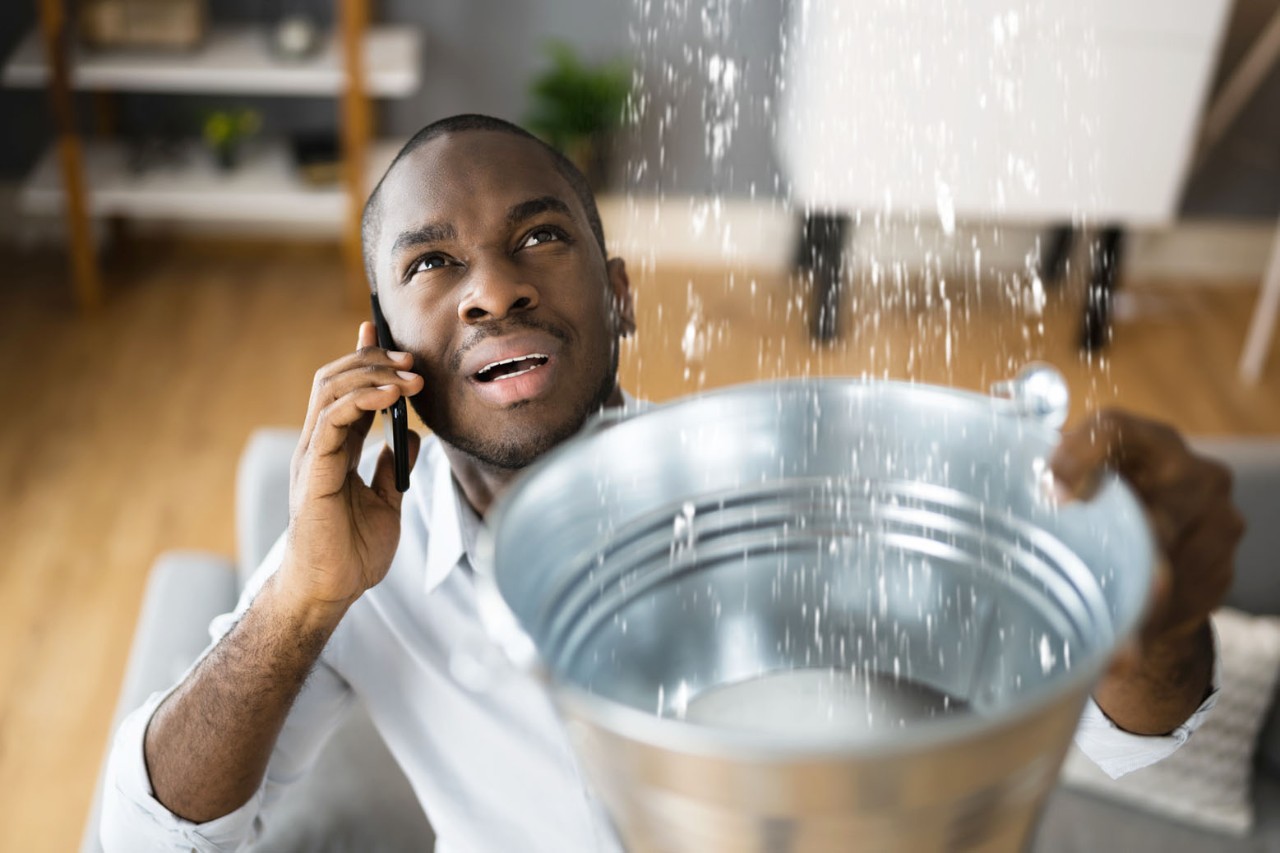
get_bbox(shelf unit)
[21,138,400,224]
[2,25,420,95]
[5,0,420,309]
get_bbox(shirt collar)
[421,389,645,597]
[423,443,482,596]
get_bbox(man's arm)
[140,321,423,823]
[1091,619,1215,736]
[143,572,345,821]
[1052,410,1242,736]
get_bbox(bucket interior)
[536,478,1102,733]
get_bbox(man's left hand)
[1050,409,1245,735]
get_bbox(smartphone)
[371,294,411,492]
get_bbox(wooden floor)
[1,238,1277,852]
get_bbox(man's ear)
[606,257,636,338]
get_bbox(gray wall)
[0,0,786,196]
[0,0,1274,215]
[1182,0,1280,219]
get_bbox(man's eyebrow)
[507,195,573,226]
[391,222,457,255]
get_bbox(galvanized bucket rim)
[475,375,1155,759]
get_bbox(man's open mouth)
[473,354,550,383]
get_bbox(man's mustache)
[447,314,570,374]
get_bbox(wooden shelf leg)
[1239,223,1280,384]
[340,0,373,310]
[38,0,104,311]
[1193,6,1280,172]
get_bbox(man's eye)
[521,227,564,248]
[411,254,449,274]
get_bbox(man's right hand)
[143,325,423,823]
[280,321,423,616]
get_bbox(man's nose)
[458,259,539,323]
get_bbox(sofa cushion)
[1191,439,1280,617]
[248,705,433,852]
[236,428,300,585]
[1261,693,1280,779]
[1190,439,1280,775]
[1035,771,1280,852]
[82,553,240,853]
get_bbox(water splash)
[1038,633,1058,674]
[671,500,698,559]
[619,0,1117,732]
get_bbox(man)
[102,114,1243,851]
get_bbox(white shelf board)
[2,25,420,97]
[21,138,400,225]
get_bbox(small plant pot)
[212,142,240,172]
[567,134,611,193]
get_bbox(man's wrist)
[1123,619,1213,680]
[1093,619,1215,734]
[263,568,353,636]
[1143,619,1217,702]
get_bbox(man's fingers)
[1135,461,1233,552]
[1164,505,1242,600]
[1050,411,1119,500]
[1050,409,1186,501]
[370,429,422,507]
[293,322,423,505]
[343,409,377,472]
[1053,411,1236,560]
[308,385,410,459]
[316,363,422,409]
[301,355,419,443]
[300,325,415,442]
[1175,502,1246,564]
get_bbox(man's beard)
[409,339,620,471]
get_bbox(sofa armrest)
[236,428,301,586]
[1190,439,1280,615]
[81,552,240,853]
[1190,439,1280,778]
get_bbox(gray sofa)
[84,431,1280,852]
[82,429,434,853]
[1034,438,1280,853]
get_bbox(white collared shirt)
[101,427,1218,852]
[103,437,622,853]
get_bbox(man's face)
[371,131,634,469]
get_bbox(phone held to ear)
[371,294,411,492]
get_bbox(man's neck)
[444,385,627,518]
[442,448,519,519]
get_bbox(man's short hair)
[361,113,607,288]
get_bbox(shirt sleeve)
[1071,628,1222,779]
[99,535,354,852]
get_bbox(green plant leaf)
[525,40,631,154]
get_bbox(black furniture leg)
[1039,224,1075,285]
[1080,226,1124,352]
[795,211,851,341]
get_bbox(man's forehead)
[379,131,573,222]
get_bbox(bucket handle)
[989,362,1070,430]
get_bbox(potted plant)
[202,108,262,171]
[526,41,630,191]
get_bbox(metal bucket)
[476,372,1154,852]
